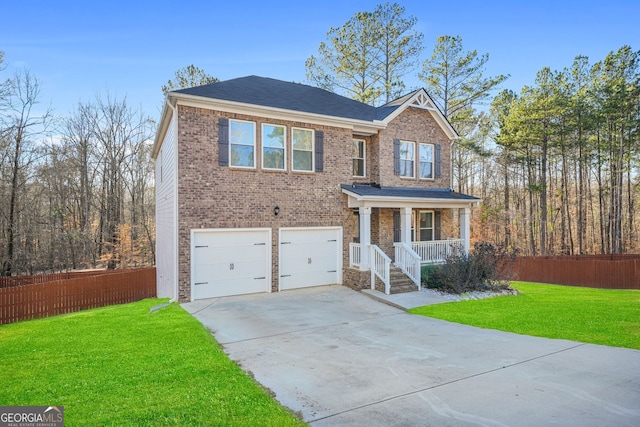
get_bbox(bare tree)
[84,94,153,269]
[60,102,101,264]
[0,70,52,275]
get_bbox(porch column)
[400,207,412,244]
[459,207,471,254]
[359,206,371,270]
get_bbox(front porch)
[341,184,480,295]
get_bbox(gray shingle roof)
[174,75,404,122]
[341,184,480,201]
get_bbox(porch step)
[388,266,419,294]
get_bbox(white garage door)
[191,228,271,300]
[279,227,342,291]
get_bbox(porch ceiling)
[341,184,481,209]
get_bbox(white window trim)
[353,139,366,177]
[415,210,435,242]
[229,119,256,169]
[291,127,315,173]
[419,142,435,180]
[400,140,415,179]
[261,123,287,171]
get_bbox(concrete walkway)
[182,285,640,426]
[361,287,464,309]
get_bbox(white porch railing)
[412,239,465,264]
[349,242,361,268]
[393,243,421,288]
[370,245,391,295]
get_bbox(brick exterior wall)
[377,107,452,188]
[176,105,358,301]
[343,267,370,291]
[175,104,456,301]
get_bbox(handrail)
[370,245,391,295]
[393,242,421,288]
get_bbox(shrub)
[421,264,439,285]
[423,242,517,294]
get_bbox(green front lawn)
[0,299,305,426]
[410,282,640,350]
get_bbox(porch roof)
[341,184,481,209]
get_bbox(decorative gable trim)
[381,89,458,141]
[410,92,438,110]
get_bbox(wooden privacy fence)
[510,255,640,289]
[0,268,156,325]
[0,269,128,288]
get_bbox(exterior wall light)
[274,205,280,216]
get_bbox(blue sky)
[1,0,638,122]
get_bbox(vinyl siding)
[155,113,178,299]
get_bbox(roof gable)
[378,89,458,140]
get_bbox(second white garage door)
[191,228,271,300]
[279,227,342,291]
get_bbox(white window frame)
[419,143,434,180]
[399,140,415,178]
[292,127,314,172]
[229,119,256,169]
[413,210,434,242]
[261,123,286,171]
[352,139,366,177]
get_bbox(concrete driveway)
[182,285,640,426]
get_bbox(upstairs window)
[399,140,415,178]
[262,124,286,170]
[292,128,314,172]
[419,143,434,179]
[353,139,366,177]
[229,120,255,168]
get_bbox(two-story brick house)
[152,76,480,302]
